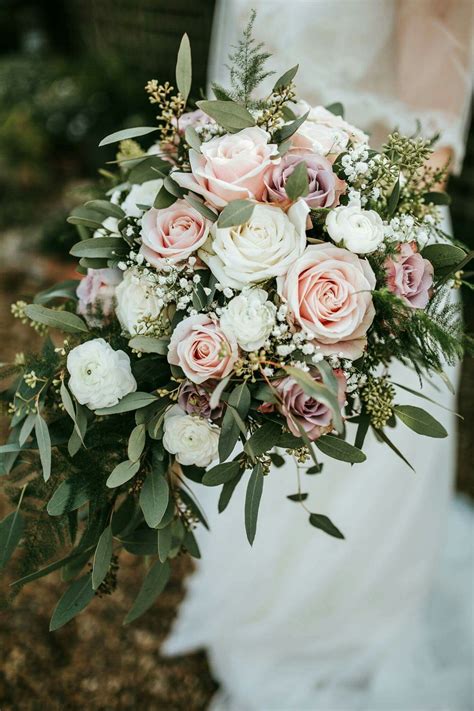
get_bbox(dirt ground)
[0,252,472,710]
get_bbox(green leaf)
[179,488,209,530]
[422,191,451,206]
[127,155,170,183]
[287,492,308,502]
[119,528,158,555]
[325,102,344,117]
[274,111,309,143]
[184,193,217,221]
[192,281,208,311]
[10,545,95,587]
[99,126,160,147]
[47,478,90,516]
[315,434,366,463]
[35,413,51,481]
[92,526,113,590]
[202,460,241,486]
[128,335,169,355]
[123,560,170,624]
[184,126,201,152]
[197,99,256,132]
[218,470,243,513]
[153,185,177,209]
[49,574,95,631]
[386,178,401,218]
[34,279,80,305]
[183,529,201,559]
[354,414,370,451]
[84,200,125,219]
[70,236,126,259]
[19,413,36,446]
[219,406,241,462]
[128,424,146,462]
[272,64,298,91]
[394,405,448,438]
[176,33,192,103]
[285,161,309,201]
[374,427,414,471]
[95,392,159,415]
[210,374,231,411]
[157,526,172,562]
[421,244,466,271]
[244,421,282,458]
[139,469,169,527]
[106,460,140,488]
[244,462,264,545]
[217,199,255,228]
[228,383,251,419]
[25,305,88,334]
[0,505,24,570]
[392,381,462,417]
[309,513,344,539]
[283,366,343,433]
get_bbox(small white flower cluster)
[383,214,430,249]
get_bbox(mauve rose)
[76,268,122,325]
[140,199,211,268]
[275,369,346,441]
[385,242,434,308]
[178,380,223,419]
[168,314,238,384]
[173,127,279,209]
[173,109,214,134]
[263,151,344,209]
[277,243,376,360]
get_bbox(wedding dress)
[164,3,474,709]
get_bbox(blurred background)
[0,1,472,708]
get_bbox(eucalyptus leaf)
[19,413,36,446]
[0,508,24,570]
[202,460,241,486]
[154,185,177,209]
[95,392,158,415]
[106,460,140,488]
[315,435,366,463]
[245,462,264,545]
[197,99,256,132]
[284,366,343,433]
[422,191,451,206]
[218,406,240,462]
[157,526,172,562]
[70,237,126,259]
[217,199,255,228]
[176,33,192,103]
[228,383,251,419]
[244,421,282,458]
[386,178,400,218]
[47,478,90,516]
[35,413,51,481]
[34,279,80,305]
[25,305,88,334]
[49,574,95,631]
[218,470,243,513]
[285,161,309,201]
[309,513,344,539]
[128,336,169,355]
[139,469,169,528]
[325,102,344,117]
[210,374,231,411]
[128,424,146,462]
[183,529,201,559]
[421,244,466,271]
[374,427,414,471]
[84,200,125,219]
[287,492,308,502]
[99,126,160,147]
[184,126,201,152]
[273,64,298,91]
[123,560,170,624]
[394,405,448,438]
[92,526,113,590]
[274,111,309,143]
[184,193,217,222]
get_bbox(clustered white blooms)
[67,338,137,410]
[326,201,385,254]
[162,405,219,467]
[115,268,163,336]
[220,288,276,352]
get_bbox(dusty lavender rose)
[275,370,346,440]
[385,242,434,309]
[173,109,215,134]
[76,268,122,326]
[263,151,344,208]
[178,381,223,419]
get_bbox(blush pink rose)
[275,369,346,440]
[385,242,434,308]
[140,199,211,268]
[277,244,376,360]
[168,314,238,384]
[173,127,279,209]
[291,102,368,158]
[76,268,122,326]
[263,150,345,208]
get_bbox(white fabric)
[164,4,474,709]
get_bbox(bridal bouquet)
[1,15,471,630]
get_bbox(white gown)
[164,3,474,709]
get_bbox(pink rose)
[173,127,279,209]
[277,244,376,360]
[275,369,346,440]
[263,151,344,209]
[173,109,215,134]
[291,102,368,157]
[140,199,211,268]
[385,242,434,309]
[76,268,122,326]
[168,314,238,384]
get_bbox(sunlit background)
[0,1,472,708]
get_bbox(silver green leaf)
[244,462,264,545]
[25,305,88,334]
[217,199,255,228]
[394,405,448,438]
[197,100,256,132]
[99,126,160,147]
[92,526,113,591]
[139,469,169,528]
[123,560,170,625]
[35,413,51,481]
[49,574,95,631]
[106,460,140,488]
[176,33,192,104]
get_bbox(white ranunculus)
[199,200,309,289]
[121,179,163,218]
[220,288,276,351]
[93,216,120,239]
[115,268,163,336]
[67,338,137,410]
[326,203,384,254]
[162,405,220,467]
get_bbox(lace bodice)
[209,0,473,172]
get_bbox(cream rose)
[121,179,163,217]
[326,202,384,254]
[277,243,376,359]
[163,405,219,467]
[173,126,278,208]
[220,288,276,351]
[168,314,238,384]
[292,102,368,157]
[140,199,211,268]
[115,268,163,336]
[199,200,309,290]
[67,338,137,411]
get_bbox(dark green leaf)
[153,185,177,209]
[185,193,217,221]
[374,427,414,471]
[84,200,125,219]
[0,508,24,570]
[35,413,51,481]
[92,526,113,590]
[106,460,140,488]
[179,488,209,530]
[285,161,309,201]
[315,435,366,463]
[217,199,255,228]
[49,574,95,631]
[354,414,370,451]
[95,392,159,415]
[157,526,172,562]
[128,424,146,462]
[139,469,169,527]
[228,383,251,419]
[25,305,88,334]
[47,478,90,516]
[274,111,309,143]
[183,529,200,559]
[394,405,447,438]
[19,413,36,446]
[244,421,282,458]
[128,335,169,355]
[34,279,80,305]
[218,470,243,512]
[99,126,160,147]
[386,178,400,218]
[245,462,264,545]
[202,460,241,486]
[11,545,95,587]
[287,492,308,502]
[119,528,158,555]
[70,236,126,259]
[123,560,170,624]
[269,452,285,467]
[325,102,344,117]
[197,100,255,132]
[421,244,466,271]
[219,406,240,462]
[272,64,298,91]
[422,191,451,206]
[309,513,344,539]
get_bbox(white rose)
[115,268,163,336]
[67,338,137,410]
[292,101,368,156]
[220,288,276,351]
[162,405,220,467]
[93,216,120,239]
[199,200,309,289]
[326,203,384,254]
[121,179,163,218]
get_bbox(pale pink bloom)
[173,127,279,209]
[178,380,223,419]
[168,314,238,384]
[76,268,121,326]
[291,102,368,157]
[277,244,376,360]
[385,242,434,308]
[140,199,211,267]
[173,109,214,134]
[275,369,346,440]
